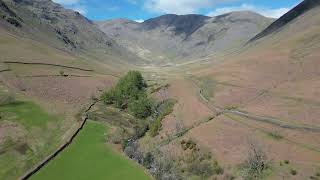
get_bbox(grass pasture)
[0,97,63,180]
[0,101,58,129]
[31,121,151,180]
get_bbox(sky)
[52,0,303,22]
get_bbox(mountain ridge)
[0,0,144,65]
[249,0,320,42]
[97,11,274,64]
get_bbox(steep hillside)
[0,0,144,65]
[166,0,320,179]
[0,1,136,179]
[250,0,320,42]
[97,11,273,65]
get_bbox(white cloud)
[52,0,80,6]
[134,19,145,23]
[207,4,290,18]
[144,0,236,15]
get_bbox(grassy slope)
[165,5,320,179]
[0,100,63,180]
[0,101,58,128]
[31,121,150,180]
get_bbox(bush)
[128,95,153,119]
[0,94,15,106]
[242,141,269,180]
[149,99,176,137]
[284,160,290,164]
[223,173,236,180]
[132,124,149,139]
[108,128,125,144]
[310,176,320,180]
[6,17,21,27]
[181,139,197,151]
[290,169,297,176]
[182,151,221,179]
[267,131,283,140]
[143,152,154,168]
[101,88,116,105]
[90,94,98,102]
[149,118,162,137]
[188,161,214,178]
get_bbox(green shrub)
[148,99,176,137]
[128,95,153,119]
[132,124,149,139]
[310,176,318,180]
[108,128,126,144]
[181,139,197,151]
[223,173,236,180]
[91,94,98,102]
[59,70,65,76]
[267,131,283,140]
[284,160,290,164]
[101,88,116,104]
[143,152,153,168]
[290,169,297,176]
[182,151,221,179]
[149,118,161,137]
[225,105,238,110]
[0,94,15,106]
[242,141,269,180]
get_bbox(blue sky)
[52,0,303,21]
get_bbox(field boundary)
[17,74,92,78]
[0,69,11,73]
[3,61,94,72]
[20,101,97,180]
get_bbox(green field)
[31,121,151,180]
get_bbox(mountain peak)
[142,14,210,36]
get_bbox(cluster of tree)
[101,71,153,119]
[124,141,223,180]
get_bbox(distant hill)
[96,11,273,64]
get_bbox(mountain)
[96,11,274,64]
[0,0,143,65]
[180,2,320,179]
[250,0,320,42]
